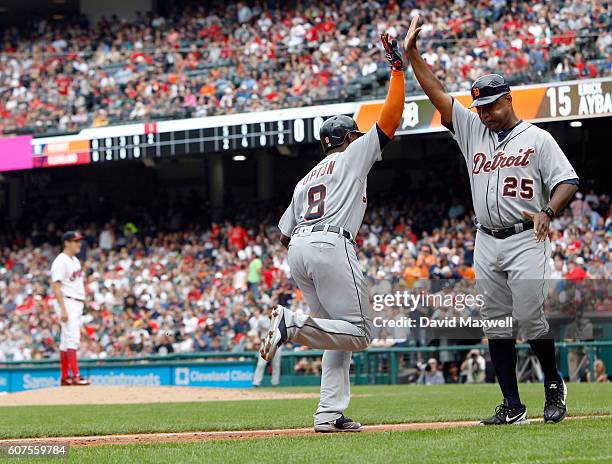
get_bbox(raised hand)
[404,14,422,52]
[380,32,404,71]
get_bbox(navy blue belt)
[478,220,534,239]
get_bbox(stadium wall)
[0,360,255,393]
[80,0,152,22]
[2,342,609,393]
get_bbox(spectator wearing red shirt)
[262,256,279,289]
[565,257,588,280]
[229,223,248,250]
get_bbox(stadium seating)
[1,190,609,361]
[0,0,610,136]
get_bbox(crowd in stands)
[0,187,610,365]
[1,0,610,136]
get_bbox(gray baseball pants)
[474,228,552,339]
[284,230,372,425]
[253,346,282,386]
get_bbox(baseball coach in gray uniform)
[405,16,578,425]
[260,30,408,433]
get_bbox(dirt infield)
[0,416,605,447]
[0,386,320,406]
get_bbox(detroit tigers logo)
[401,102,419,128]
[472,147,536,175]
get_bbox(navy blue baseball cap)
[62,231,83,242]
[469,74,511,108]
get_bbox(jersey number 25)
[305,184,327,220]
[502,176,534,200]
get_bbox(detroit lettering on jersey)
[472,147,535,174]
[448,100,578,229]
[278,125,383,239]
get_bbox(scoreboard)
[355,76,612,135]
[87,116,334,163]
[2,76,608,172]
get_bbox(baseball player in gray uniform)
[405,16,578,425]
[260,32,406,432]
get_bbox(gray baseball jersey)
[449,100,578,228]
[278,124,382,238]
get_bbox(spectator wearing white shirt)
[99,224,114,251]
[461,350,487,384]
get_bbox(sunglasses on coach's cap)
[63,231,84,242]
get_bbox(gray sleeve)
[346,124,383,182]
[538,132,579,191]
[446,98,481,161]
[278,199,297,237]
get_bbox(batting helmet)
[469,74,510,108]
[319,115,363,154]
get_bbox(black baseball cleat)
[259,305,288,362]
[480,400,529,425]
[314,415,362,433]
[544,379,567,423]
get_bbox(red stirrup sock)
[60,351,69,379]
[67,349,80,378]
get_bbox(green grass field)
[49,418,612,464]
[1,383,611,463]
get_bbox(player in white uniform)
[405,16,578,424]
[260,31,406,432]
[51,231,90,386]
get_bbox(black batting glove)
[381,33,404,71]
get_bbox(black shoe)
[480,400,528,425]
[544,379,567,423]
[314,415,362,433]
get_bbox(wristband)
[541,206,555,219]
